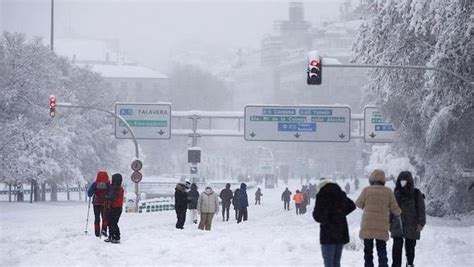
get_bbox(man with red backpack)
[104,173,124,244]
[87,171,111,237]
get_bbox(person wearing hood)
[197,186,219,230]
[87,171,111,237]
[219,183,233,221]
[232,188,241,220]
[356,169,401,267]
[313,177,356,267]
[104,173,124,244]
[255,187,263,205]
[390,171,426,267]
[188,183,200,224]
[237,183,249,223]
[281,187,292,210]
[175,183,190,229]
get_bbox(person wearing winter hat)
[187,183,200,224]
[174,183,190,229]
[356,169,401,267]
[197,185,219,230]
[87,171,111,237]
[237,183,249,223]
[313,179,356,267]
[219,183,233,221]
[390,171,426,267]
[104,173,124,244]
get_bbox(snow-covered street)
[1,181,473,266]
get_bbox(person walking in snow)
[232,188,240,220]
[293,189,304,215]
[188,183,200,224]
[237,183,249,223]
[281,187,292,210]
[255,187,263,205]
[197,185,219,230]
[345,182,351,194]
[104,173,124,244]
[219,183,233,221]
[174,183,190,229]
[356,169,401,267]
[313,177,356,267]
[87,171,111,237]
[390,171,426,267]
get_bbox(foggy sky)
[1,0,345,70]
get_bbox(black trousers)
[284,200,290,210]
[234,209,239,220]
[222,202,231,221]
[364,239,388,267]
[295,203,302,215]
[392,237,416,267]
[175,209,186,229]
[237,207,248,223]
[108,207,122,240]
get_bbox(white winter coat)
[197,189,219,213]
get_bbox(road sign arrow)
[158,130,165,135]
[369,132,376,138]
[338,133,346,139]
[294,132,301,138]
[250,132,256,138]
[121,129,128,135]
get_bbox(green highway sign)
[115,102,171,139]
[364,106,397,143]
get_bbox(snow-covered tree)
[353,0,473,215]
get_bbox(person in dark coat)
[232,188,240,220]
[281,187,292,210]
[174,183,189,229]
[219,183,233,221]
[255,187,263,205]
[87,171,111,237]
[237,183,249,223]
[188,183,200,224]
[104,173,124,244]
[313,178,356,267]
[390,171,426,267]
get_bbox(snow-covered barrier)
[137,197,174,213]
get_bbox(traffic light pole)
[323,63,473,87]
[56,103,141,211]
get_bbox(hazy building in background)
[55,38,170,102]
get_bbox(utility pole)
[50,0,54,51]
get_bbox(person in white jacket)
[197,186,219,230]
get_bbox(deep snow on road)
[1,180,473,266]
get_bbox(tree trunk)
[41,182,46,201]
[33,179,39,202]
[78,182,82,201]
[66,183,70,201]
[50,182,58,202]
[30,180,34,203]
[8,183,12,202]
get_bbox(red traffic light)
[310,60,320,67]
[49,95,56,108]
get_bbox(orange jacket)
[293,193,304,204]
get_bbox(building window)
[136,81,143,90]
[120,82,127,90]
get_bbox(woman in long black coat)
[390,171,426,267]
[313,179,356,267]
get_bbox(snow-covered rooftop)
[78,64,168,79]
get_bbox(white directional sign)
[260,160,274,175]
[115,103,171,139]
[364,106,397,143]
[244,105,351,142]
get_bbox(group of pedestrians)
[281,185,313,215]
[313,169,426,267]
[174,182,251,231]
[87,171,125,244]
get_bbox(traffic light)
[307,58,322,85]
[49,95,56,118]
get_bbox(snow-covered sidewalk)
[1,181,473,266]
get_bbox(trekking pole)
[85,197,91,234]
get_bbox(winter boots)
[94,224,108,237]
[104,237,120,244]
